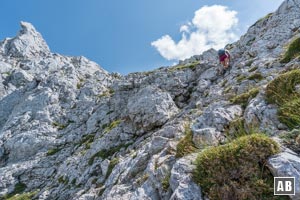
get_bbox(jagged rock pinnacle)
[1,21,50,58]
[19,21,39,35]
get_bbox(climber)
[218,49,231,75]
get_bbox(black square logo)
[274,177,295,195]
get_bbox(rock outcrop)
[1,0,300,199]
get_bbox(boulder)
[170,155,203,200]
[192,102,242,132]
[192,128,221,148]
[127,86,179,132]
[267,149,300,200]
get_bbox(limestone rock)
[267,149,300,200]
[192,128,220,148]
[0,0,300,199]
[127,86,179,132]
[192,102,242,132]
[1,22,50,58]
[170,155,203,200]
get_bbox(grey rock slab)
[127,86,179,132]
[267,150,300,200]
[170,154,203,200]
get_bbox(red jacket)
[219,51,230,62]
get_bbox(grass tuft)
[103,120,122,134]
[193,134,284,200]
[98,88,115,98]
[236,75,247,83]
[105,158,119,179]
[248,72,264,81]
[4,191,37,200]
[2,183,31,200]
[46,147,62,156]
[230,87,259,108]
[88,143,131,165]
[161,172,171,191]
[175,124,197,158]
[266,69,300,129]
[169,61,199,72]
[225,118,247,141]
[52,122,67,130]
[280,37,300,63]
[248,66,258,72]
[279,129,300,154]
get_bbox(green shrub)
[248,66,258,72]
[248,72,264,81]
[225,118,261,142]
[136,173,149,186]
[58,176,69,185]
[224,86,232,94]
[236,75,247,83]
[225,118,247,141]
[103,120,122,134]
[193,134,282,200]
[76,82,82,89]
[3,183,28,199]
[88,143,131,165]
[254,13,273,26]
[176,124,197,158]
[161,172,171,191]
[281,37,300,63]
[105,158,119,179]
[98,88,115,98]
[52,122,67,130]
[5,191,37,200]
[230,88,259,108]
[78,134,95,149]
[12,183,26,195]
[278,98,300,128]
[279,129,300,154]
[98,187,106,197]
[266,69,300,104]
[169,61,199,72]
[266,69,300,128]
[46,147,62,156]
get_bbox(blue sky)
[0,0,284,74]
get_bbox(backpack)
[218,49,226,56]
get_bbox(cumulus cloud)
[151,5,239,61]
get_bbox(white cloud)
[151,5,239,61]
[180,25,190,33]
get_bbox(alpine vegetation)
[1,0,300,199]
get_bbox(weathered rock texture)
[1,0,300,199]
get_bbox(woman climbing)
[218,49,231,75]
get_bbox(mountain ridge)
[1,0,300,199]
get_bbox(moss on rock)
[193,134,282,200]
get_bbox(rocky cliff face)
[1,0,300,199]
